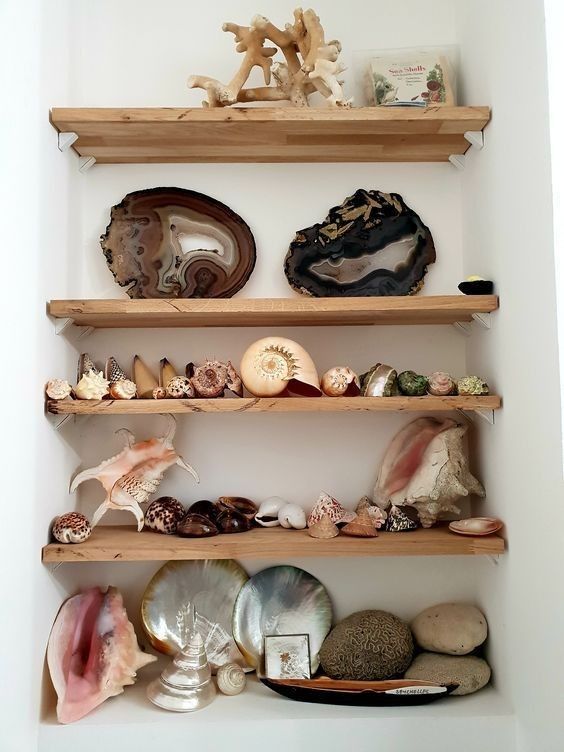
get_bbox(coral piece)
[177,512,219,537]
[105,357,128,384]
[145,497,186,535]
[411,603,488,656]
[109,379,137,400]
[46,379,73,401]
[427,371,456,396]
[458,277,494,295]
[74,370,110,400]
[48,587,156,723]
[355,496,387,528]
[52,512,92,544]
[341,508,377,538]
[397,370,428,396]
[216,663,246,696]
[385,505,419,532]
[187,9,350,108]
[278,503,307,529]
[255,496,286,526]
[166,376,195,399]
[240,337,321,397]
[320,366,360,397]
[361,363,398,397]
[457,376,489,396]
[101,188,256,299]
[319,610,413,681]
[133,355,159,399]
[307,492,355,526]
[69,415,199,531]
[285,190,435,297]
[308,514,339,539]
[405,653,491,696]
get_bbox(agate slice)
[101,188,256,299]
[284,189,435,297]
[47,586,156,724]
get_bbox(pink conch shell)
[374,418,456,509]
[47,586,156,724]
[307,492,356,527]
[70,415,199,530]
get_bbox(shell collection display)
[320,367,360,397]
[48,586,156,723]
[101,187,256,299]
[70,415,199,530]
[216,663,246,696]
[52,512,92,544]
[284,189,436,297]
[240,337,321,397]
[145,497,186,535]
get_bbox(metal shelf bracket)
[452,312,492,336]
[472,312,491,329]
[448,154,466,170]
[54,318,95,340]
[79,156,96,173]
[452,320,472,336]
[457,408,495,426]
[48,413,74,431]
[58,131,78,151]
[464,130,484,150]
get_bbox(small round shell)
[74,369,110,400]
[216,663,246,695]
[52,512,92,544]
[109,379,137,400]
[46,379,72,401]
[166,376,195,399]
[152,386,167,399]
[321,366,360,397]
[427,371,456,397]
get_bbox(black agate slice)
[284,190,435,297]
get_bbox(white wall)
[456,1,563,749]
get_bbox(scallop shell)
[278,503,307,529]
[46,378,72,401]
[52,512,92,544]
[308,514,339,539]
[166,376,194,399]
[320,366,360,397]
[341,508,378,538]
[427,371,456,396]
[74,370,110,400]
[307,492,356,527]
[240,337,321,397]
[255,496,287,527]
[109,379,137,400]
[216,663,246,695]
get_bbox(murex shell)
[101,187,256,299]
[284,189,436,297]
[52,512,92,544]
[216,663,246,695]
[307,492,356,527]
[240,337,321,397]
[74,369,110,400]
[320,366,360,397]
[145,497,186,535]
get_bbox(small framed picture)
[264,634,311,680]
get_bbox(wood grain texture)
[47,395,502,415]
[48,295,499,328]
[49,106,491,163]
[42,524,505,562]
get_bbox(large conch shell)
[374,418,485,527]
[47,586,156,724]
[70,415,199,530]
[240,337,321,397]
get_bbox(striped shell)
[216,662,246,695]
[52,512,92,544]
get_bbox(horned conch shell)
[47,586,156,723]
[374,418,485,527]
[307,492,356,527]
[46,379,73,401]
[109,379,137,400]
[320,366,360,397]
[74,369,110,400]
[278,503,307,529]
[240,337,321,397]
[69,415,199,531]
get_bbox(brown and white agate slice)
[101,187,256,298]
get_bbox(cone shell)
[105,357,128,384]
[341,509,378,538]
[133,355,159,399]
[240,337,321,397]
[307,492,356,527]
[160,358,178,388]
[308,514,339,539]
[78,353,97,381]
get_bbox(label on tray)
[385,686,447,695]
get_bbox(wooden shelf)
[50,106,491,163]
[42,524,504,562]
[47,395,501,416]
[48,295,498,329]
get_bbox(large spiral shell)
[240,337,321,397]
[216,662,246,695]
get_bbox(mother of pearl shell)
[216,663,246,696]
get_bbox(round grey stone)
[405,652,491,695]
[411,603,488,655]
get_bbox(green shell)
[457,376,489,396]
[397,370,428,396]
[360,363,399,396]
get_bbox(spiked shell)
[191,360,228,398]
[308,514,339,539]
[74,370,110,400]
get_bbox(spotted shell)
[307,492,356,527]
[427,371,456,397]
[191,360,228,398]
[52,512,92,544]
[145,497,186,534]
[74,369,110,400]
[166,376,194,399]
[109,379,137,400]
[46,379,72,401]
[216,663,246,695]
[152,386,167,399]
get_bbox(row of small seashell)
[361,366,490,397]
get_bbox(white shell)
[74,369,110,400]
[255,496,287,527]
[46,378,72,400]
[109,379,137,400]
[216,662,246,696]
[240,337,321,397]
[278,503,307,529]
